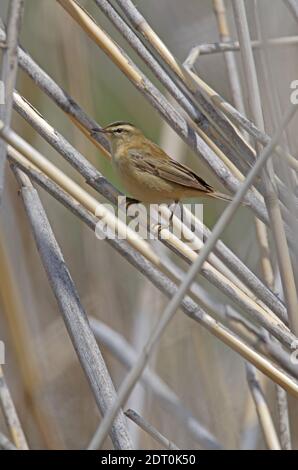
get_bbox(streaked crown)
[102,121,141,136]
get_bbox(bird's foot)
[151,221,170,239]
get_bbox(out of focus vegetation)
[0,0,298,450]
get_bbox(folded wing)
[129,147,213,193]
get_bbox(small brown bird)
[92,122,233,205]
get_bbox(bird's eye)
[115,129,123,134]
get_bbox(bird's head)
[92,122,143,151]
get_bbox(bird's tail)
[211,191,248,206]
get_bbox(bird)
[91,121,234,208]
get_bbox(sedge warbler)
[92,122,235,206]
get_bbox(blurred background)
[0,0,297,449]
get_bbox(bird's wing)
[129,145,213,193]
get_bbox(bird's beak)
[90,127,111,136]
[91,127,107,135]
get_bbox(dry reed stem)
[183,66,298,174]
[232,0,298,336]
[7,148,298,394]
[115,0,259,172]
[0,0,24,201]
[212,0,248,123]
[214,0,289,450]
[113,0,298,259]
[0,366,28,449]
[2,125,293,349]
[11,168,133,449]
[0,0,296,451]
[90,318,221,449]
[55,0,268,224]
[1,125,158,268]
[0,19,283,324]
[125,409,179,450]
[94,0,252,180]
[246,364,281,450]
[189,36,298,55]
[12,89,286,323]
[284,0,298,22]
[87,102,297,449]
[252,2,293,449]
[8,148,298,385]
[0,431,18,450]
[1,21,288,346]
[10,149,298,453]
[0,233,67,448]
[212,0,275,318]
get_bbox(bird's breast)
[111,150,183,203]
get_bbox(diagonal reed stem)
[86,103,298,449]
[9,170,133,450]
[0,0,24,202]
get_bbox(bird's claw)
[151,222,170,238]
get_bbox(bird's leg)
[169,200,180,223]
[154,201,179,239]
[157,224,164,238]
[151,203,170,239]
